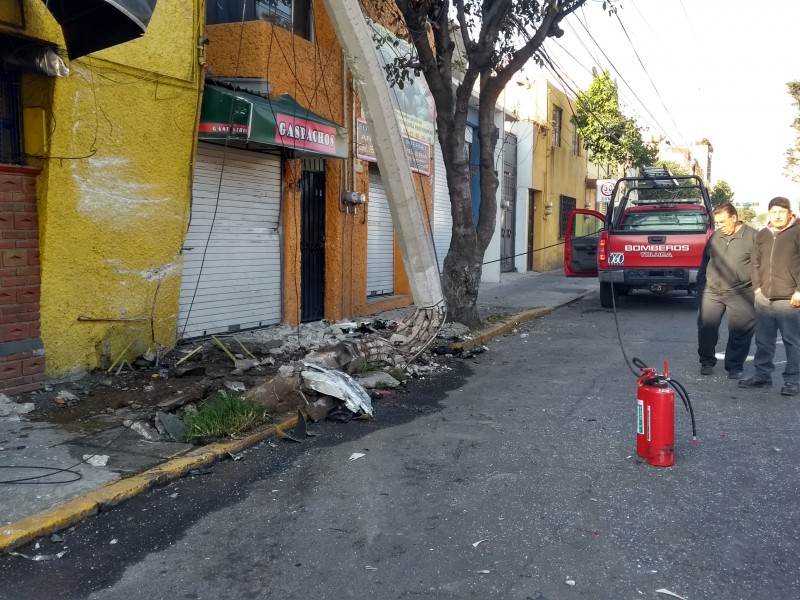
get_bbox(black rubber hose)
[668,378,697,443]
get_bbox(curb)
[0,414,299,555]
[1,291,593,555]
[452,290,594,353]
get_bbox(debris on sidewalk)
[125,420,162,441]
[300,362,373,418]
[349,452,365,461]
[354,371,401,389]
[173,364,206,378]
[54,390,80,407]
[0,393,35,417]
[82,454,109,467]
[224,381,246,393]
[156,411,186,442]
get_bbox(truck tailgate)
[608,233,707,268]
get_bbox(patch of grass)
[355,361,382,374]
[181,392,272,443]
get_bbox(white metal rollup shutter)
[178,143,282,338]
[432,139,452,272]
[366,168,394,296]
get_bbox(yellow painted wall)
[531,82,586,272]
[206,7,429,326]
[9,1,203,374]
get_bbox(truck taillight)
[598,232,609,268]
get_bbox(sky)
[540,0,800,210]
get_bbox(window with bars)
[559,195,576,239]
[0,70,23,165]
[207,0,313,40]
[552,105,562,148]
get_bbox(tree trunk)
[441,243,483,328]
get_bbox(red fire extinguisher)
[633,358,697,467]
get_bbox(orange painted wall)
[206,7,433,326]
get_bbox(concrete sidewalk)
[0,270,597,554]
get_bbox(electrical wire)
[568,10,680,147]
[0,425,131,485]
[179,0,250,339]
[612,11,688,147]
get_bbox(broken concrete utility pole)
[321,0,444,310]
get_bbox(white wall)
[480,107,508,283]
[515,121,535,273]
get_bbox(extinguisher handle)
[632,357,648,371]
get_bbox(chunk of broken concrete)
[157,411,186,442]
[127,420,162,441]
[232,359,257,375]
[0,393,35,417]
[173,364,206,377]
[56,390,80,404]
[157,381,210,411]
[224,381,246,393]
[82,454,109,467]
[304,395,337,422]
[244,373,305,415]
[355,371,401,389]
[303,339,366,374]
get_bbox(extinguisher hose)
[632,357,648,374]
[667,378,697,444]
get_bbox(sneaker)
[738,377,772,389]
[700,364,714,376]
[727,370,743,380]
[781,384,800,396]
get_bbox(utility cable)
[569,11,680,147]
[613,11,688,147]
[0,425,132,485]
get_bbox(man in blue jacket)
[739,197,800,396]
[697,203,757,378]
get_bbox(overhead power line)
[568,10,680,147]
[612,10,689,147]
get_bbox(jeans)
[697,290,755,372]
[752,292,800,385]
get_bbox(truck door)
[563,209,605,277]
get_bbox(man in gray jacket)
[739,197,800,396]
[697,203,758,378]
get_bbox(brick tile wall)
[0,165,44,397]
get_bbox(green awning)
[198,84,348,159]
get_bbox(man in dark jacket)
[739,197,800,396]
[697,203,757,378]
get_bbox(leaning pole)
[320,0,444,310]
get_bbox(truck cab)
[564,169,714,307]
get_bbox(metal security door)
[367,168,394,296]
[179,143,282,338]
[300,163,326,322]
[500,134,517,272]
[432,139,452,272]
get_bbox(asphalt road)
[1,291,798,600]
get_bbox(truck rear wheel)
[600,282,620,308]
